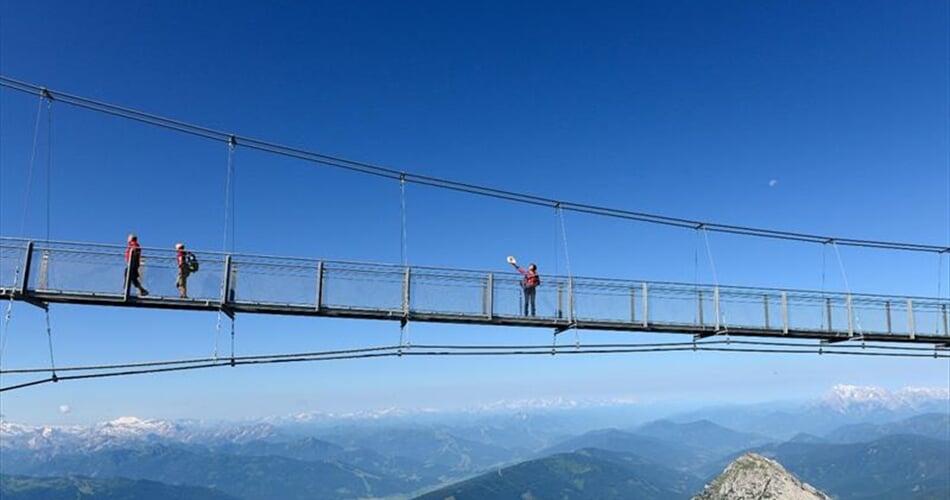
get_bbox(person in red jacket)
[124,234,149,297]
[510,261,540,316]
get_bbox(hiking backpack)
[185,252,199,273]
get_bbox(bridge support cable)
[700,227,727,338]
[1,377,57,392]
[229,316,236,367]
[556,204,574,309]
[223,135,236,253]
[820,243,828,329]
[552,204,580,350]
[553,205,559,279]
[832,241,853,298]
[2,339,947,392]
[832,241,862,338]
[0,286,16,370]
[19,93,46,237]
[213,312,222,361]
[399,173,409,268]
[1,77,947,256]
[399,268,411,354]
[693,228,701,326]
[3,339,943,376]
[45,91,53,244]
[213,138,238,359]
[0,95,47,370]
[43,308,57,381]
[398,323,409,355]
[936,252,946,334]
[558,204,580,338]
[398,174,411,353]
[2,345,403,375]
[42,93,59,382]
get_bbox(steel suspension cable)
[224,136,236,253]
[832,241,853,297]
[945,5,950,294]
[43,309,57,381]
[937,253,946,333]
[0,95,45,371]
[1,351,407,392]
[554,205,581,348]
[701,228,728,330]
[0,341,950,392]
[400,174,408,267]
[1,76,946,255]
[18,94,45,237]
[556,204,575,324]
[396,174,412,351]
[2,377,56,391]
[702,228,720,287]
[215,137,237,360]
[45,95,52,244]
[1,345,402,374]
[5,341,946,392]
[0,299,13,371]
[229,315,236,366]
[553,205,560,278]
[3,338,943,388]
[213,313,222,361]
[693,228,702,323]
[42,93,58,380]
[832,241,865,334]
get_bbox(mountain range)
[416,448,703,500]
[3,443,413,500]
[755,434,950,499]
[2,385,947,499]
[0,474,238,500]
[669,384,950,440]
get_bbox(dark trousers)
[126,265,145,293]
[523,286,536,316]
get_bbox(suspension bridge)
[0,76,948,392]
[1,237,947,345]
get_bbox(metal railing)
[1,237,948,340]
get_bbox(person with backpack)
[175,243,198,298]
[510,259,540,316]
[125,234,149,297]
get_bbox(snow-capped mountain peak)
[819,384,950,413]
[95,415,182,439]
[0,415,278,454]
[109,416,148,426]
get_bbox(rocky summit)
[693,453,829,500]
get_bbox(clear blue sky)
[1,0,948,424]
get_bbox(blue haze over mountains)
[1,385,947,499]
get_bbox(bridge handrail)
[2,237,948,339]
[3,236,946,306]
